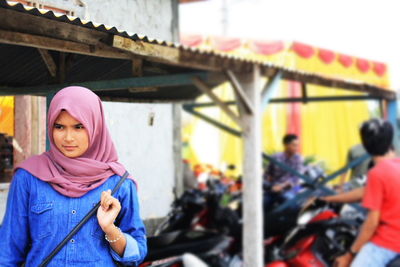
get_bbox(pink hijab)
[17,86,131,198]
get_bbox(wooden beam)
[261,70,282,110]
[128,87,158,93]
[301,82,308,104]
[184,95,382,109]
[58,52,66,83]
[0,72,213,96]
[113,35,179,63]
[276,67,396,100]
[225,70,254,115]
[0,29,131,59]
[37,49,57,77]
[98,96,194,103]
[233,86,246,120]
[183,106,242,137]
[132,58,143,77]
[192,76,242,127]
[113,35,242,72]
[0,8,108,46]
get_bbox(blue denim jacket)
[0,169,147,266]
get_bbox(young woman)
[0,86,147,266]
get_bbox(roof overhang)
[0,0,396,101]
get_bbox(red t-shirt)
[363,158,400,252]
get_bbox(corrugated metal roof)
[0,0,180,46]
[0,0,396,101]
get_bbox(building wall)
[38,0,179,41]
[103,102,176,219]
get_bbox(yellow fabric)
[182,39,389,178]
[300,85,370,173]
[0,96,14,136]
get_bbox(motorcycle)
[140,230,233,267]
[142,179,242,267]
[265,199,361,266]
[155,179,241,239]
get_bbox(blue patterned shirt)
[0,169,147,266]
[266,152,304,186]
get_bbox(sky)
[180,0,400,89]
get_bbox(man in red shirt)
[336,119,400,267]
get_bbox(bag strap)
[39,171,130,267]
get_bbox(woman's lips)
[63,146,78,151]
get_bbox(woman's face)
[53,111,89,158]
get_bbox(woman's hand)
[97,189,121,233]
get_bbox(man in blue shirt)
[265,134,304,194]
[263,134,305,212]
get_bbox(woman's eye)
[75,125,85,129]
[54,124,64,129]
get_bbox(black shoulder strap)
[39,171,130,267]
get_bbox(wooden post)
[14,96,32,166]
[239,65,263,267]
[46,93,56,151]
[387,100,399,153]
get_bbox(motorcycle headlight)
[297,211,314,225]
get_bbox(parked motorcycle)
[155,179,241,239]
[140,230,233,267]
[265,199,361,266]
[143,179,242,266]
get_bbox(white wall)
[103,102,176,219]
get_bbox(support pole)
[387,100,399,153]
[239,65,263,267]
[45,92,56,151]
[261,71,282,110]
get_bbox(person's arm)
[271,180,292,192]
[322,187,364,203]
[97,189,127,256]
[351,210,380,252]
[0,169,31,266]
[111,180,147,265]
[335,210,379,267]
[336,168,383,267]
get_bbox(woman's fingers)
[100,190,120,211]
[100,190,109,210]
